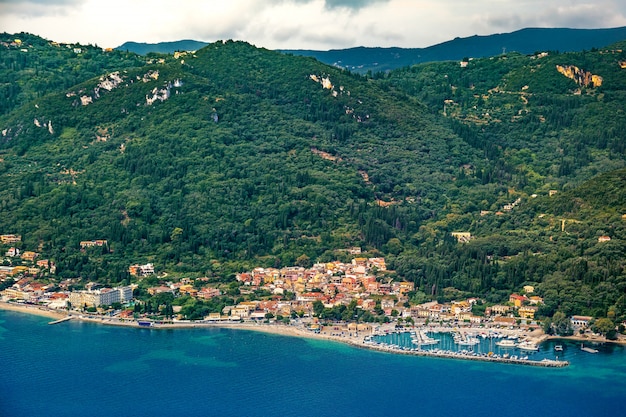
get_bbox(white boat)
[554,344,563,351]
[496,339,516,348]
[518,341,540,351]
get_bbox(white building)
[69,286,133,308]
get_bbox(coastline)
[1,301,621,365]
[0,301,67,320]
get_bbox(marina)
[364,328,569,367]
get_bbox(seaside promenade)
[0,300,574,367]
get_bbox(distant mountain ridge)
[116,27,626,73]
[282,27,626,73]
[116,39,210,55]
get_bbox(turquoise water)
[1,310,625,417]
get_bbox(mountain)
[1,33,626,321]
[116,40,210,55]
[285,27,626,73]
[116,27,626,74]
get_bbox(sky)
[1,0,626,50]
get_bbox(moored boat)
[518,341,540,351]
[496,339,516,348]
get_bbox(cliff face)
[556,64,603,87]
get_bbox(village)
[0,232,600,342]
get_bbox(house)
[21,251,38,262]
[341,276,357,291]
[147,286,174,295]
[368,257,387,271]
[197,287,221,299]
[178,284,197,296]
[129,263,154,277]
[80,240,108,248]
[509,294,527,307]
[598,235,611,242]
[494,316,517,326]
[36,259,51,269]
[451,232,472,243]
[0,234,21,244]
[571,315,593,327]
[523,285,535,294]
[5,247,19,257]
[490,305,511,315]
[518,306,538,319]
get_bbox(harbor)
[358,328,570,367]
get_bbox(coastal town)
[0,232,618,366]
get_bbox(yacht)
[554,344,563,352]
[496,339,516,348]
[518,341,540,351]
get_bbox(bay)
[1,310,624,417]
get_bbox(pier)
[581,344,599,353]
[48,316,72,325]
[353,339,569,367]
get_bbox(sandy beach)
[2,301,624,352]
[0,301,67,320]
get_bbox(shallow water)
[1,311,624,417]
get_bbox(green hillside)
[1,34,625,322]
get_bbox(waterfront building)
[69,286,133,308]
[571,315,593,327]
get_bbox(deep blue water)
[1,310,625,417]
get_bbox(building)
[490,305,511,315]
[69,286,133,308]
[509,294,527,308]
[0,234,21,244]
[598,236,611,243]
[21,251,39,262]
[571,315,593,327]
[518,306,538,319]
[451,232,472,243]
[129,263,155,277]
[80,240,108,248]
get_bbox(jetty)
[355,339,569,367]
[48,316,72,325]
[581,344,599,353]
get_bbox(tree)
[295,254,312,268]
[592,318,615,338]
[313,300,324,317]
[551,311,573,336]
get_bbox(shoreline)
[1,301,621,365]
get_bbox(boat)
[496,339,516,348]
[518,341,540,351]
[554,344,563,352]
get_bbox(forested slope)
[1,34,625,320]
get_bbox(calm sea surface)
[1,310,625,417]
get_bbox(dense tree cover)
[0,35,625,322]
[0,32,144,116]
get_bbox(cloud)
[0,0,84,18]
[1,0,625,50]
[480,1,626,31]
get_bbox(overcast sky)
[1,0,625,50]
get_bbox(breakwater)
[352,339,569,367]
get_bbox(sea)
[1,310,625,417]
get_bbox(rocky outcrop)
[556,65,602,87]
